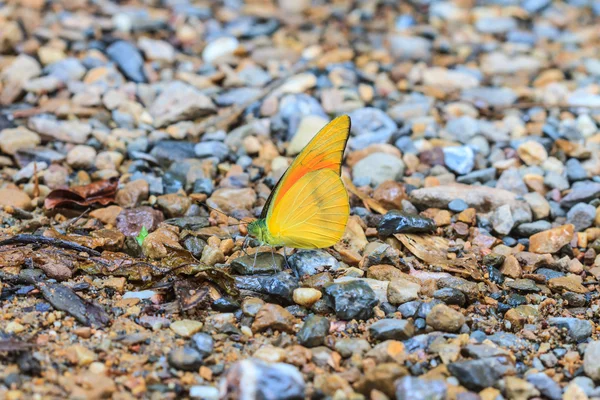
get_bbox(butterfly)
[247,115,351,251]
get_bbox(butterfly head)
[247,219,265,241]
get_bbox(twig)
[0,234,101,257]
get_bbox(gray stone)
[561,182,600,208]
[496,168,528,196]
[548,317,592,343]
[348,108,397,150]
[584,341,600,380]
[490,204,514,235]
[395,376,447,400]
[352,153,405,187]
[515,220,552,237]
[443,146,475,175]
[288,250,339,277]
[297,315,329,348]
[445,116,479,143]
[448,357,516,391]
[324,280,379,321]
[526,373,562,400]
[368,319,415,341]
[544,171,569,191]
[566,202,596,231]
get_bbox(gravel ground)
[1,0,600,399]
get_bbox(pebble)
[292,288,322,308]
[168,346,204,371]
[202,37,239,64]
[566,203,596,231]
[517,141,548,166]
[443,146,475,175]
[0,188,32,210]
[0,127,40,155]
[377,210,436,237]
[490,204,514,236]
[231,252,284,275]
[288,250,340,276]
[584,341,600,381]
[387,278,420,305]
[297,314,329,347]
[106,40,146,83]
[252,303,297,333]
[170,320,204,337]
[426,304,465,333]
[395,376,447,400]
[529,224,574,254]
[324,280,379,320]
[547,317,592,342]
[220,359,305,399]
[368,319,415,341]
[561,183,600,208]
[352,153,405,187]
[149,81,216,128]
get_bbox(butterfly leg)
[252,246,259,269]
[283,247,296,277]
[241,235,250,256]
[270,245,277,272]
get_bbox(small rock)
[395,376,447,400]
[203,37,239,64]
[106,40,146,83]
[504,376,540,400]
[566,203,596,231]
[116,206,164,236]
[208,188,256,214]
[170,320,203,337]
[369,319,415,341]
[150,81,216,128]
[448,199,468,213]
[168,346,204,371]
[324,280,379,320]
[0,127,40,155]
[116,179,149,208]
[433,287,466,306]
[524,192,551,220]
[387,278,420,305]
[252,303,297,333]
[517,141,548,165]
[352,153,405,187]
[584,341,600,381]
[231,253,284,275]
[142,227,183,258]
[529,224,574,254]
[548,317,592,342]
[292,288,322,308]
[297,315,329,347]
[288,250,339,276]
[443,146,474,175]
[526,373,562,400]
[426,304,465,333]
[490,204,514,235]
[0,189,32,210]
[377,210,436,237]
[561,183,600,208]
[219,359,305,399]
[156,193,191,218]
[448,357,516,391]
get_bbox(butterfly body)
[248,115,351,249]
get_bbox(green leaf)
[136,226,149,246]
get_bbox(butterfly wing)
[260,115,351,219]
[267,169,349,248]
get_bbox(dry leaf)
[44,178,118,210]
[395,233,482,280]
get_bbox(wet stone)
[433,288,466,306]
[235,273,299,304]
[288,250,340,276]
[368,318,415,341]
[324,280,379,321]
[297,314,329,348]
[377,210,436,237]
[231,253,284,275]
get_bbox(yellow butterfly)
[247,115,351,249]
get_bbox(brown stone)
[504,305,539,331]
[372,180,406,210]
[252,304,297,333]
[426,304,465,333]
[156,193,191,218]
[0,188,32,210]
[457,208,476,224]
[548,276,587,294]
[142,227,183,259]
[116,206,164,237]
[116,179,149,208]
[90,205,123,226]
[367,264,408,281]
[529,224,574,254]
[434,210,452,226]
[500,255,522,279]
[208,188,257,214]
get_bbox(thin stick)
[0,234,101,257]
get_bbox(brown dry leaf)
[341,173,388,214]
[395,233,482,280]
[44,177,118,210]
